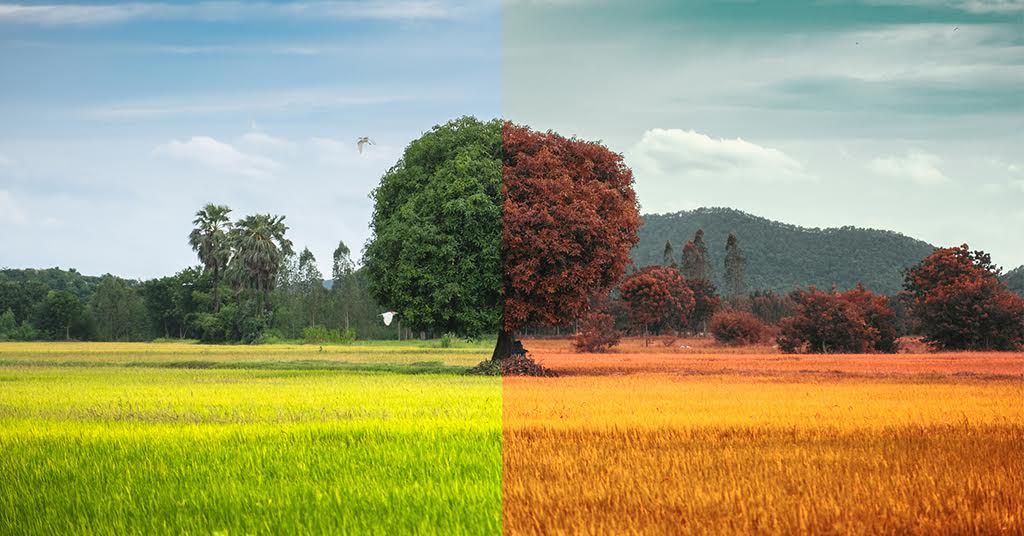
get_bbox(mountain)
[633,207,936,295]
[1004,266,1024,297]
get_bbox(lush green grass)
[0,345,501,534]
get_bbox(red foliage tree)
[619,266,695,342]
[777,286,898,354]
[498,123,641,359]
[709,310,768,346]
[903,244,1024,350]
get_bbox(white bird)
[380,311,397,326]
[357,136,375,154]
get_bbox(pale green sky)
[504,0,1024,269]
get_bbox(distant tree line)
[0,205,399,343]
[575,234,1024,353]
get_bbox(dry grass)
[522,337,1024,380]
[504,339,1024,535]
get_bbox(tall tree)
[724,233,748,298]
[297,247,324,326]
[662,240,675,267]
[229,213,294,313]
[501,122,641,360]
[332,240,356,330]
[693,229,712,281]
[188,203,232,312]
[680,240,703,281]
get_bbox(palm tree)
[229,213,294,313]
[188,204,233,312]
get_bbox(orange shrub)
[573,311,620,352]
[709,310,768,346]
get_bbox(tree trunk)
[65,324,70,341]
[491,328,514,361]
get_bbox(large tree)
[903,244,1024,350]
[364,117,640,361]
[619,266,696,341]
[229,213,293,313]
[500,122,641,359]
[37,290,83,340]
[188,204,233,312]
[364,117,503,337]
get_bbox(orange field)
[503,338,1024,534]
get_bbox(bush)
[440,333,454,348]
[8,320,39,341]
[573,311,620,352]
[302,326,357,345]
[777,286,898,354]
[709,311,767,346]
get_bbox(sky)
[1,0,1022,278]
[506,0,1024,270]
[0,0,501,278]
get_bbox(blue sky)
[0,0,501,278]
[2,0,1023,279]
[506,0,1024,270]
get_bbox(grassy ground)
[0,342,500,534]
[504,339,1024,535]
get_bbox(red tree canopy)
[619,266,696,334]
[777,285,898,354]
[903,244,1024,350]
[501,122,641,334]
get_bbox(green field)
[0,342,501,534]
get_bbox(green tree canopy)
[363,116,502,336]
[37,290,84,340]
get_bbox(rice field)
[0,342,500,534]
[504,339,1024,535]
[1,339,1022,534]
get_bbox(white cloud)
[0,190,28,225]
[627,128,813,184]
[154,136,280,177]
[239,129,297,153]
[0,1,465,26]
[867,150,950,185]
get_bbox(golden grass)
[504,340,1024,535]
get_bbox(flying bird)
[357,136,375,154]
[380,311,397,326]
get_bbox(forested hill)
[1004,266,1024,297]
[634,207,937,295]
